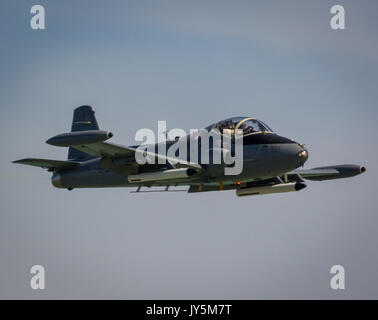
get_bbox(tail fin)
[68,105,100,161]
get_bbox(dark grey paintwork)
[46,130,113,147]
[14,105,366,195]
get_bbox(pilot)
[245,126,254,134]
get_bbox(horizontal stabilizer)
[46,130,113,147]
[13,158,80,170]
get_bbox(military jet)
[13,105,366,196]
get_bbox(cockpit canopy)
[206,117,274,135]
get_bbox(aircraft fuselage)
[52,133,307,189]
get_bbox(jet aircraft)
[13,105,366,196]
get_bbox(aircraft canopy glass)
[206,117,273,135]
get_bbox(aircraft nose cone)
[297,149,308,159]
[295,145,308,167]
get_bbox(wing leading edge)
[13,158,80,170]
[71,142,202,170]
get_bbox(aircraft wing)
[289,164,365,181]
[70,142,135,158]
[188,164,366,195]
[13,158,80,170]
[71,142,202,170]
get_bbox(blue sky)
[0,0,377,298]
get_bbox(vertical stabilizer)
[68,105,100,161]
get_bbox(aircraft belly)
[61,169,128,188]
